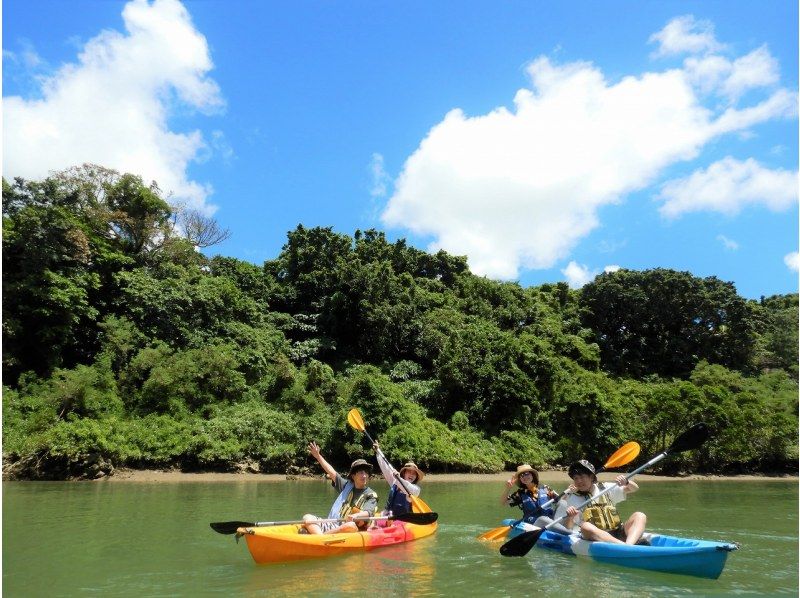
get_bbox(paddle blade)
[410,494,433,514]
[602,441,641,470]
[667,422,709,454]
[210,521,254,535]
[477,526,511,542]
[500,529,543,557]
[395,511,438,525]
[347,408,366,433]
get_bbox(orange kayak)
[238,519,438,564]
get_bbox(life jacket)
[385,484,411,515]
[509,486,554,522]
[581,484,622,531]
[337,484,378,528]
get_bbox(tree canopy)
[2,166,796,480]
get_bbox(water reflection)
[242,533,437,597]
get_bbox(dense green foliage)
[3,166,797,479]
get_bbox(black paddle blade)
[499,529,544,557]
[210,521,255,535]
[668,422,709,454]
[396,511,438,525]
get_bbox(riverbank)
[105,468,798,483]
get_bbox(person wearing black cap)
[301,441,378,535]
[543,459,646,545]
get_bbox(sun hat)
[512,464,540,486]
[348,458,373,478]
[568,459,596,480]
[399,462,425,483]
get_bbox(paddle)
[210,510,438,535]
[500,422,709,557]
[347,408,429,513]
[477,441,641,542]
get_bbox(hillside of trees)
[3,165,797,480]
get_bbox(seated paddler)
[501,464,558,523]
[536,459,647,545]
[301,441,378,535]
[373,441,424,518]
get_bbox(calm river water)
[3,476,797,597]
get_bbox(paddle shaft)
[360,422,417,498]
[242,514,411,527]
[537,462,619,511]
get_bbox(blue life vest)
[509,487,554,523]
[385,484,412,515]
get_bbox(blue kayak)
[501,519,738,579]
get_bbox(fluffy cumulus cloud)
[3,0,223,212]
[658,157,797,218]
[562,261,596,289]
[784,251,800,272]
[381,16,795,279]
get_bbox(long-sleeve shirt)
[375,449,420,497]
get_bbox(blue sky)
[4,0,798,299]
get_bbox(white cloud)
[649,15,723,58]
[784,251,799,272]
[382,40,795,278]
[783,251,800,272]
[722,45,780,100]
[716,234,739,250]
[658,157,798,218]
[369,153,390,198]
[3,0,223,212]
[562,261,597,289]
[604,265,621,273]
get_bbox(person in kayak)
[538,459,647,544]
[501,464,558,523]
[301,441,378,535]
[372,441,424,517]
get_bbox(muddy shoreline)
[101,468,798,483]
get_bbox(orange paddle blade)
[347,408,366,432]
[410,495,432,514]
[477,525,512,542]
[603,441,640,470]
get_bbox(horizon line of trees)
[3,165,797,480]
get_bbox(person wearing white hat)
[501,464,558,523]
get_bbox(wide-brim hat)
[399,462,425,482]
[348,459,373,478]
[568,459,596,479]
[513,464,539,484]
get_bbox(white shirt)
[554,482,626,532]
[375,449,420,497]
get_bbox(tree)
[580,268,757,378]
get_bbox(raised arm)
[374,442,420,496]
[500,476,515,506]
[373,442,397,487]
[308,441,338,481]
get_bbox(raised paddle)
[347,408,430,513]
[210,510,438,535]
[500,422,709,557]
[477,441,641,542]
